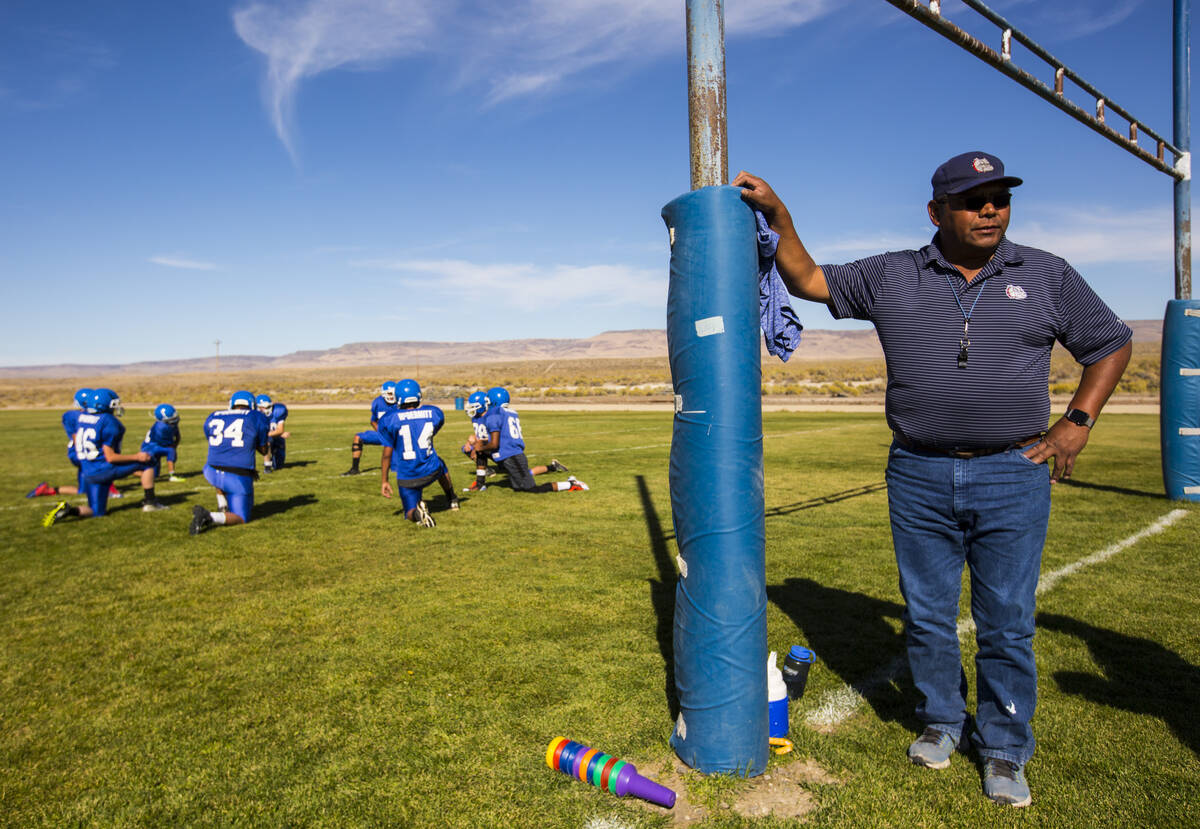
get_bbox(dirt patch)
[634,755,840,825]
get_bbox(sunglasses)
[946,192,1012,211]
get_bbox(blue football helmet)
[381,381,398,405]
[90,388,123,416]
[465,390,488,418]
[397,379,421,405]
[486,386,510,409]
[74,387,94,409]
[154,403,180,424]
[229,390,255,409]
[255,394,273,413]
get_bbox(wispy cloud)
[232,0,833,156]
[985,0,1145,40]
[353,257,665,311]
[1016,207,1171,265]
[149,255,220,271]
[812,206,1170,269]
[232,0,439,161]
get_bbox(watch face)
[1067,409,1092,426]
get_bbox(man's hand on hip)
[1022,420,1091,483]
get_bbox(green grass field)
[2,408,1197,827]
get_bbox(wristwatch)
[1064,408,1096,428]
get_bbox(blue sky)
[0,0,1186,366]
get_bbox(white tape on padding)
[1180,428,1200,436]
[1186,486,1200,494]
[1181,368,1200,376]
[676,555,688,578]
[695,316,725,337]
[1186,308,1200,317]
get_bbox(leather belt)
[894,432,1043,459]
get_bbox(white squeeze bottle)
[768,651,788,737]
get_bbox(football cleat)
[449,498,460,511]
[263,462,274,473]
[567,476,589,492]
[549,459,569,473]
[414,501,435,528]
[189,504,215,535]
[167,474,184,482]
[465,390,488,418]
[340,467,361,476]
[142,501,170,512]
[26,482,51,498]
[464,480,487,492]
[42,501,70,527]
[109,484,123,499]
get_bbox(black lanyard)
[944,273,986,368]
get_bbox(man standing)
[734,152,1131,808]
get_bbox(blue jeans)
[886,439,1050,766]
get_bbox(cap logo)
[972,157,994,173]
[1006,284,1027,300]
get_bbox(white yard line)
[804,508,1192,729]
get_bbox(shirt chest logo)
[1005,284,1027,300]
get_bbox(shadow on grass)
[274,460,317,469]
[1056,478,1168,500]
[256,493,318,520]
[768,577,919,728]
[635,474,679,721]
[765,482,887,518]
[655,482,888,542]
[1038,612,1200,758]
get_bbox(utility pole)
[214,339,221,391]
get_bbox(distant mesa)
[0,321,1161,378]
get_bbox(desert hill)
[0,321,1162,379]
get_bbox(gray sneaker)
[549,458,569,473]
[142,501,170,512]
[907,727,958,769]
[982,758,1031,807]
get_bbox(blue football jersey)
[142,420,181,451]
[370,395,394,427]
[204,408,270,470]
[264,403,288,430]
[63,409,82,462]
[379,405,445,480]
[471,413,490,443]
[75,412,126,480]
[482,406,525,461]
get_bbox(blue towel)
[755,210,804,361]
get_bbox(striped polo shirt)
[822,234,1132,448]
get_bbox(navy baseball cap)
[931,151,1023,199]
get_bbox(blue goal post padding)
[662,185,768,776]
[1161,299,1200,501]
